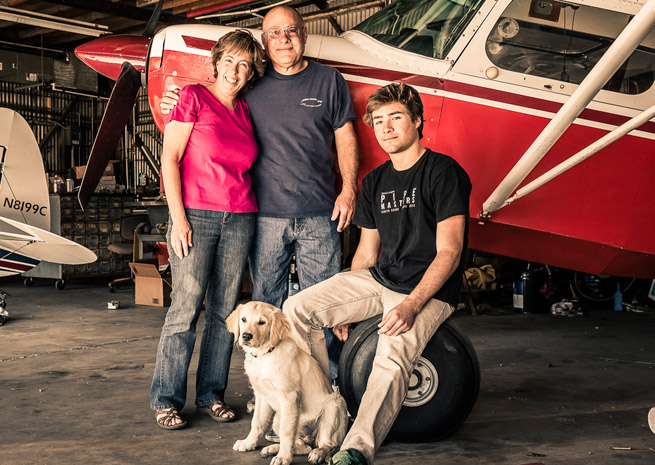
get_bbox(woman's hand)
[161,119,194,259]
[170,217,193,258]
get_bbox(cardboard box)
[99,175,116,185]
[75,165,86,180]
[129,262,172,307]
[75,160,118,179]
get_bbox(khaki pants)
[283,269,454,464]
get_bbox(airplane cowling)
[75,35,150,81]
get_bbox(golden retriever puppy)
[226,301,348,465]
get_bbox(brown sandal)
[203,401,236,422]
[156,408,187,430]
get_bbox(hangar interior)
[1,1,654,464]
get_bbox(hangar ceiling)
[0,0,377,51]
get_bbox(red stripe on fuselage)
[0,260,33,272]
[153,50,655,135]
[318,58,655,134]
[444,80,655,133]
[318,59,444,89]
[182,36,217,51]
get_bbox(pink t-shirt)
[166,84,258,213]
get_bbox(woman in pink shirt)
[150,30,264,430]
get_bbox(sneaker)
[329,449,368,465]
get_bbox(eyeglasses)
[264,25,304,40]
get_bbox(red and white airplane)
[74,0,655,280]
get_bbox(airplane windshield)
[354,0,485,59]
[486,0,655,94]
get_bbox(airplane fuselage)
[75,0,655,278]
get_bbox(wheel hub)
[403,356,439,407]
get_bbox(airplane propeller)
[77,0,164,210]
[142,0,164,39]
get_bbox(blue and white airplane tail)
[0,108,97,277]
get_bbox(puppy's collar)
[245,346,275,361]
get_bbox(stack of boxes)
[74,160,124,194]
[60,193,134,277]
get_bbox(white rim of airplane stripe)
[342,73,655,140]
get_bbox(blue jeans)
[249,215,343,381]
[150,209,255,411]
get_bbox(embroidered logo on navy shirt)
[300,98,323,108]
[380,188,417,214]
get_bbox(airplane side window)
[354,0,485,59]
[485,0,655,95]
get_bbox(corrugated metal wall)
[0,81,161,191]
[300,2,384,36]
[0,80,105,176]
[231,0,384,35]
[129,88,163,189]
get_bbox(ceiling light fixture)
[0,6,110,37]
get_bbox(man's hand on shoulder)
[331,187,356,232]
[378,300,421,337]
[160,88,180,115]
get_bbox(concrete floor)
[1,277,654,465]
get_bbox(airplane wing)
[0,216,97,265]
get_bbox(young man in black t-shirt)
[284,83,471,465]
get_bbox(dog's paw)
[308,447,330,464]
[233,439,257,452]
[261,444,280,457]
[269,454,292,465]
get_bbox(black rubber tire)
[55,280,65,291]
[338,315,480,443]
[23,277,34,287]
[572,273,636,303]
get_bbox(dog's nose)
[242,333,253,342]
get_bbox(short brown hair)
[211,29,265,92]
[363,83,425,139]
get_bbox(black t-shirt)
[353,149,471,306]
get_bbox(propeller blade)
[78,62,141,210]
[142,0,164,38]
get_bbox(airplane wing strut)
[480,0,655,220]
[504,102,655,207]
